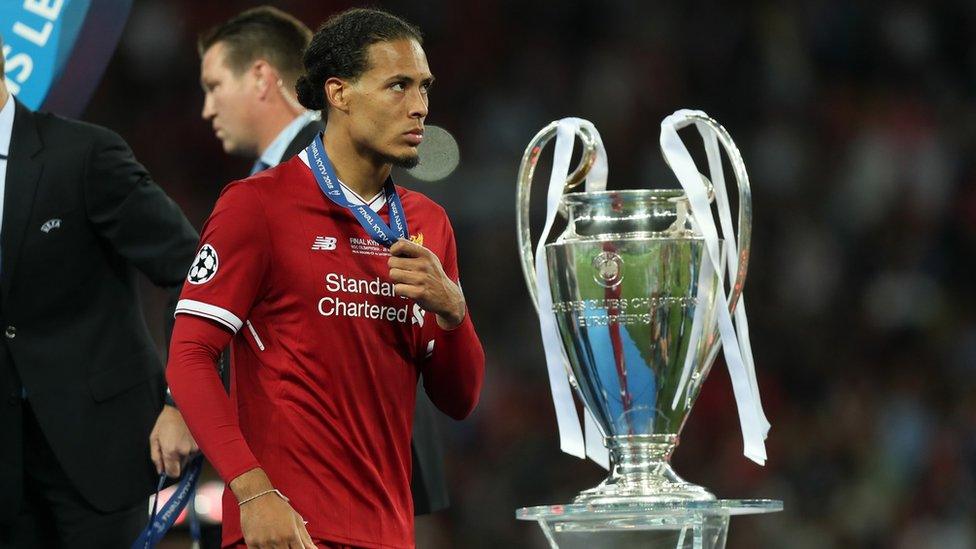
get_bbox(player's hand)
[388,238,466,329]
[232,469,316,549]
[149,404,199,478]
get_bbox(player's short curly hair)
[296,8,422,112]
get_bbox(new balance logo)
[311,236,337,251]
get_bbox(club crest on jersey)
[409,233,424,246]
[187,244,218,284]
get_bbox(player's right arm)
[168,315,314,549]
[165,182,313,549]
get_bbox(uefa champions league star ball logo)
[187,244,219,284]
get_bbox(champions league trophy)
[515,111,782,548]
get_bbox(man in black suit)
[0,37,201,547]
[198,6,449,514]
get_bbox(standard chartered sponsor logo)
[318,297,409,322]
[319,272,411,323]
[325,272,398,295]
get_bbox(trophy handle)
[516,122,599,311]
[667,112,752,313]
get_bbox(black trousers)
[0,402,147,548]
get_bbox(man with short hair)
[168,8,484,549]
[196,6,451,520]
[198,6,320,173]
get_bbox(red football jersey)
[170,152,481,548]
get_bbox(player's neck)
[322,126,391,200]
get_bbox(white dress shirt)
[0,93,15,238]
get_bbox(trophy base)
[573,461,716,505]
[576,435,716,505]
[516,499,782,549]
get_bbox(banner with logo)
[1,0,132,116]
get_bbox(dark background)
[75,1,976,547]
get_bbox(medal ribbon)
[306,134,408,247]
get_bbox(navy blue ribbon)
[306,134,408,247]
[131,455,204,549]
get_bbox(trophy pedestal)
[517,499,781,549]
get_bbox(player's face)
[346,39,432,168]
[200,41,260,156]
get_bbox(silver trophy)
[516,112,780,548]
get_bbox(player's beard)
[387,151,420,169]
[367,141,420,169]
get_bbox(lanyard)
[131,456,204,549]
[306,134,408,247]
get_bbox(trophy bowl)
[548,188,726,504]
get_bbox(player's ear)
[324,77,351,114]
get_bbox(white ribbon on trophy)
[534,118,611,469]
[660,109,770,465]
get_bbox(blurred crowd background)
[75,1,976,547]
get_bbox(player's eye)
[391,82,406,92]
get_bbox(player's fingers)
[389,239,408,256]
[390,238,427,258]
[150,437,163,474]
[389,268,424,285]
[393,283,422,299]
[387,255,424,270]
[388,267,407,282]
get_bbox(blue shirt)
[251,111,318,174]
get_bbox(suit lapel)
[1,100,44,305]
[280,120,324,164]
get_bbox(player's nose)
[407,88,428,119]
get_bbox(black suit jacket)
[281,120,450,514]
[0,100,199,520]
[279,119,323,163]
